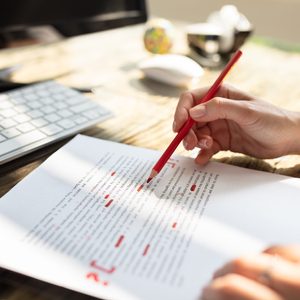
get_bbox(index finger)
[173,87,209,132]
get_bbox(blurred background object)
[148,0,300,45]
[0,0,147,48]
[186,5,253,67]
[143,18,174,54]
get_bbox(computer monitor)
[0,0,147,38]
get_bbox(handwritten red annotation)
[105,200,113,207]
[172,222,177,229]
[137,184,143,192]
[143,244,150,256]
[166,162,176,168]
[86,272,109,286]
[90,260,116,274]
[190,184,196,192]
[115,235,124,248]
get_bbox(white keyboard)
[0,81,112,165]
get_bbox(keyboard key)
[13,114,31,123]
[9,95,26,104]
[16,122,35,133]
[37,90,50,97]
[0,108,18,118]
[27,110,44,119]
[52,94,65,101]
[40,106,56,114]
[66,96,85,105]
[71,115,88,125]
[57,119,76,129]
[82,110,101,120]
[0,119,17,129]
[44,113,61,123]
[28,101,43,109]
[40,97,54,105]
[40,124,63,136]
[30,118,48,128]
[15,104,30,113]
[57,109,73,118]
[0,134,7,142]
[24,94,38,101]
[70,102,96,113]
[2,128,21,138]
[0,130,47,157]
[0,100,13,109]
[53,102,67,110]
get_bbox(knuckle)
[179,91,192,102]
[215,274,241,298]
[212,97,226,119]
[244,101,258,114]
[230,257,248,273]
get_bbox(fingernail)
[172,121,177,132]
[198,138,208,149]
[190,105,206,118]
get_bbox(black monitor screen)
[0,0,147,35]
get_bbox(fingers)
[212,253,300,299]
[202,273,284,300]
[183,129,198,150]
[173,84,254,133]
[173,90,200,132]
[263,245,300,264]
[194,141,220,165]
[183,125,212,150]
[191,83,254,102]
[173,84,256,159]
[190,96,257,126]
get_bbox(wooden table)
[0,23,300,299]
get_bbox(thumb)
[189,97,255,125]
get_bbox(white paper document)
[0,135,300,300]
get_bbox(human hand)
[173,84,300,165]
[201,245,300,300]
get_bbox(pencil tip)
[146,169,158,184]
[146,177,152,184]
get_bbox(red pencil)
[147,50,243,183]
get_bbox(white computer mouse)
[139,54,204,87]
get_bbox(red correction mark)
[166,162,176,168]
[137,184,143,192]
[90,260,116,274]
[115,235,124,248]
[190,184,196,191]
[143,244,150,256]
[86,272,100,282]
[86,272,109,286]
[169,158,179,162]
[111,171,116,176]
[105,199,113,207]
[104,194,110,199]
[172,222,177,229]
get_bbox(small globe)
[143,18,174,54]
